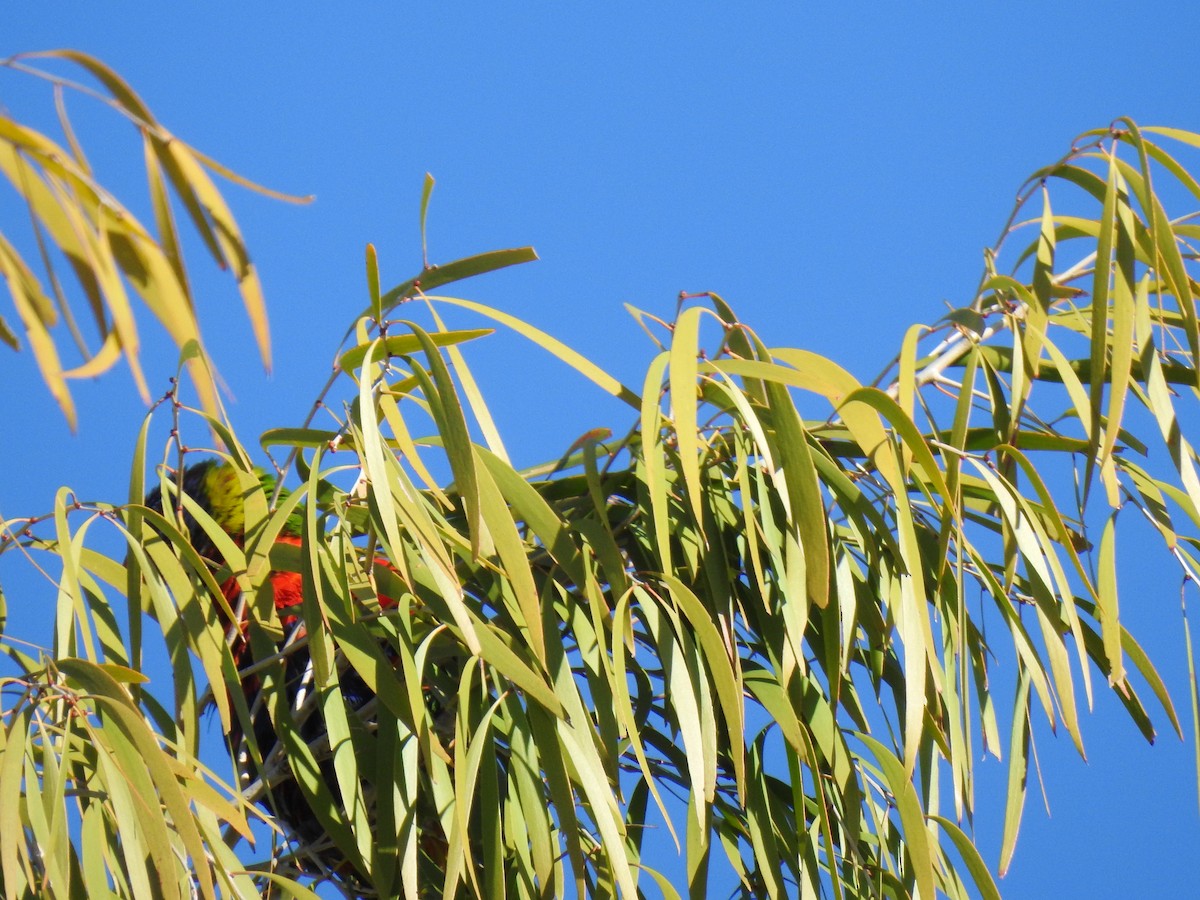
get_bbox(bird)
[142,458,456,893]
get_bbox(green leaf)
[338,327,492,372]
[929,816,1002,900]
[376,247,538,312]
[420,172,435,267]
[429,292,641,408]
[999,668,1031,876]
[1097,513,1125,685]
[669,305,707,529]
[366,242,382,323]
[856,733,935,900]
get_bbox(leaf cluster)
[0,50,309,429]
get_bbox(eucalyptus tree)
[2,52,1198,899]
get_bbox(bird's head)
[144,459,287,558]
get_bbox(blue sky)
[4,6,1200,896]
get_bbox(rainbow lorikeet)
[144,459,453,885]
[146,459,311,640]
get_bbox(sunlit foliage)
[3,56,1200,899]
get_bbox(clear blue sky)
[4,6,1200,897]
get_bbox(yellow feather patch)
[202,462,245,534]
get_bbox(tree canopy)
[2,51,1200,899]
